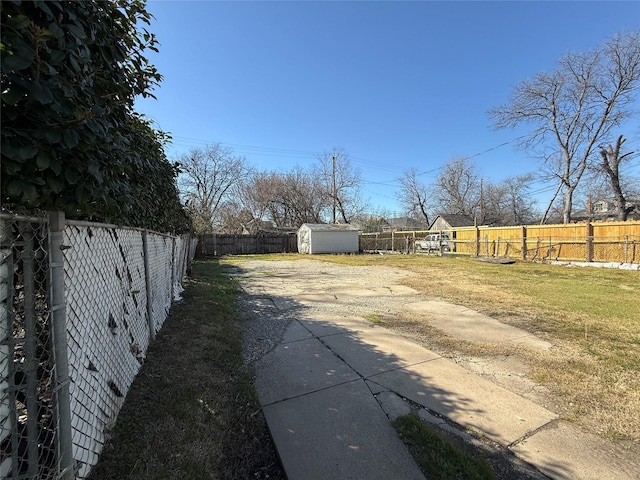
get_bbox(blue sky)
[135,0,640,215]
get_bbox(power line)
[169,133,639,206]
[166,133,533,179]
[170,138,319,160]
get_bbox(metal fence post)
[48,211,74,479]
[0,215,18,478]
[142,230,155,341]
[22,229,39,477]
[171,237,176,302]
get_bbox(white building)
[297,223,360,254]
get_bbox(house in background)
[429,214,476,231]
[572,197,640,222]
[297,223,360,254]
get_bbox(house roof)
[431,214,475,228]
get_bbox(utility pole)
[332,155,337,223]
[479,178,484,224]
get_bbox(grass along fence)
[360,220,640,264]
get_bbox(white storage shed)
[297,223,360,254]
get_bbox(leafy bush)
[1,0,190,233]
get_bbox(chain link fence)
[1,208,195,479]
[1,210,57,479]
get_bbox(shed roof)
[300,223,359,232]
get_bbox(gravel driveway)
[234,258,551,407]
[235,259,420,363]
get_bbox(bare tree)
[489,31,640,223]
[501,174,540,225]
[234,173,278,228]
[434,157,481,219]
[277,167,326,226]
[599,135,636,220]
[216,201,269,234]
[483,174,540,225]
[177,144,249,234]
[241,169,326,228]
[479,181,506,226]
[314,148,365,224]
[431,157,539,225]
[397,167,432,227]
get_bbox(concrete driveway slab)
[271,296,299,311]
[254,336,359,405]
[262,379,425,480]
[297,314,377,337]
[321,328,441,377]
[241,259,638,480]
[510,421,640,480]
[295,293,341,305]
[371,357,557,445]
[404,300,553,350]
[336,285,420,297]
[281,319,314,343]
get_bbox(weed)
[393,413,496,480]
[364,312,381,324]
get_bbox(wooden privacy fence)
[197,233,298,256]
[360,220,640,264]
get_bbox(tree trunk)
[541,181,563,225]
[419,202,429,228]
[600,136,632,222]
[562,187,574,224]
[616,196,628,221]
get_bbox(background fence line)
[197,233,298,256]
[359,220,640,264]
[1,209,195,479]
[195,222,639,264]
